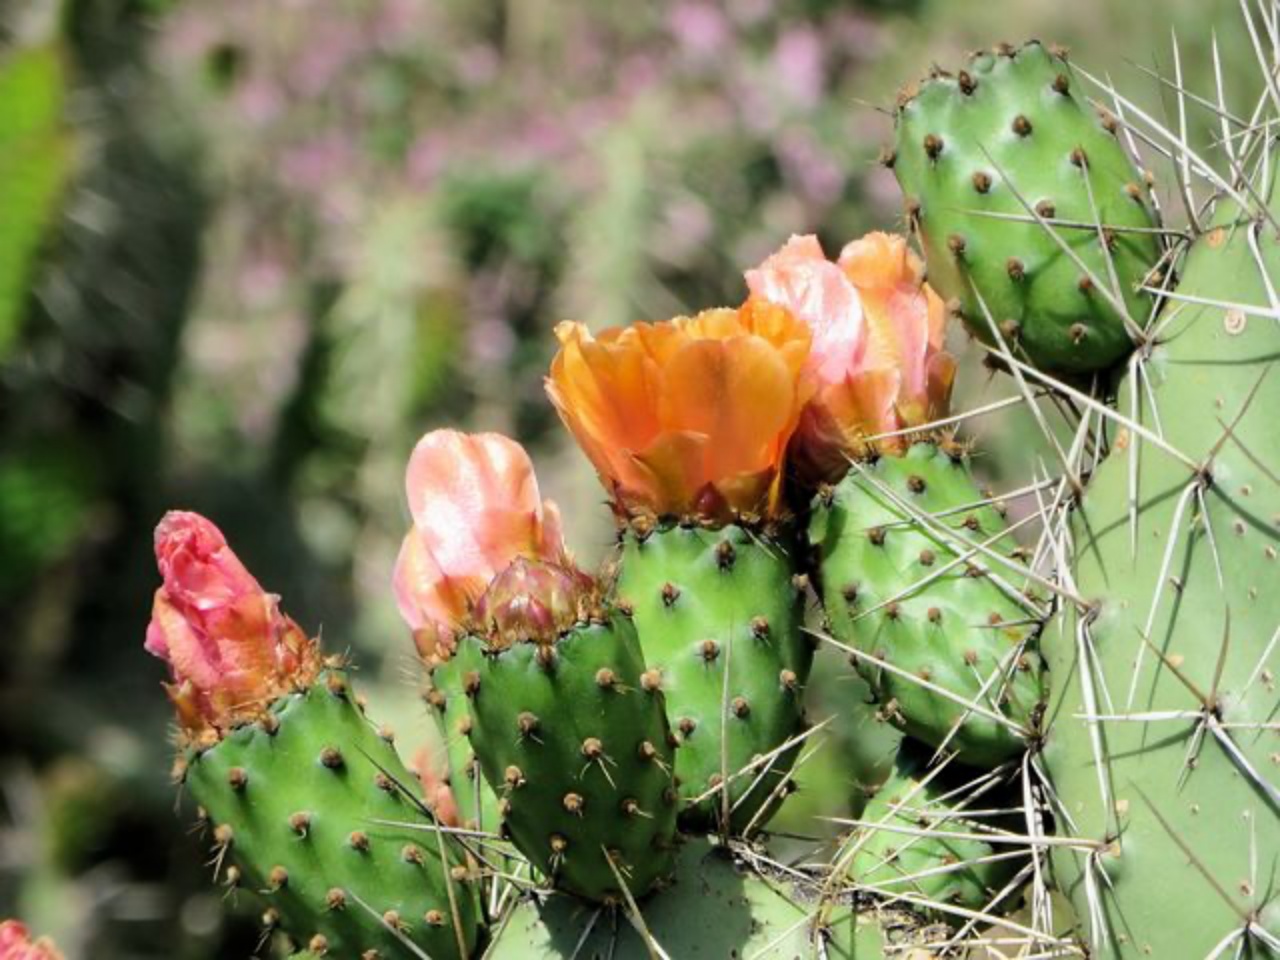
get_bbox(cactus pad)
[614,524,813,833]
[848,742,1025,917]
[453,613,678,902]
[426,656,502,834]
[485,839,882,958]
[893,41,1161,374]
[183,671,480,959]
[809,443,1045,767]
[1043,199,1280,957]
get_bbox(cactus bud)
[392,430,569,662]
[0,921,63,960]
[143,512,320,736]
[472,558,595,648]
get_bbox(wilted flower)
[0,922,62,960]
[392,430,569,661]
[547,306,812,523]
[745,233,955,482]
[144,512,321,736]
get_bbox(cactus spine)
[484,839,878,959]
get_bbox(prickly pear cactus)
[893,41,1162,374]
[452,610,679,902]
[425,656,501,834]
[848,740,1026,917]
[1042,194,1280,957]
[810,442,1045,767]
[614,522,813,833]
[182,670,480,959]
[485,839,883,958]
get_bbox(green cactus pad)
[485,838,884,958]
[809,442,1045,768]
[1043,199,1280,957]
[426,656,502,834]
[894,41,1161,374]
[848,741,1025,918]
[183,670,480,959]
[614,524,813,833]
[452,613,678,902]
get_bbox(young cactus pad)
[846,740,1026,917]
[1042,196,1280,957]
[614,523,813,833]
[809,442,1045,768]
[484,839,880,959]
[893,41,1161,374]
[181,670,480,959]
[452,611,679,902]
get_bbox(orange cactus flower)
[547,306,812,522]
[392,430,570,661]
[144,511,321,736]
[0,921,64,960]
[745,233,956,482]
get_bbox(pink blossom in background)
[773,25,825,108]
[669,3,730,61]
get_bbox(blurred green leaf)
[0,444,93,601]
[0,44,72,360]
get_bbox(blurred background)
[0,0,1249,955]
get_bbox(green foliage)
[0,445,93,601]
[1043,196,1280,957]
[451,616,678,902]
[183,671,480,959]
[0,44,71,360]
[893,42,1161,374]
[615,524,813,833]
[809,443,1045,767]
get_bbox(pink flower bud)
[0,921,63,960]
[392,430,569,660]
[472,558,594,646]
[144,511,321,735]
